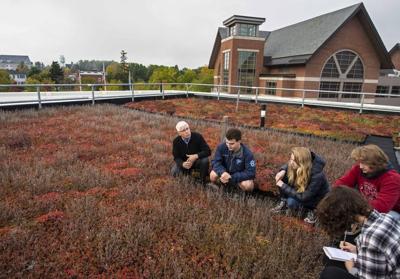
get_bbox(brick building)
[389,43,400,71]
[208,3,397,101]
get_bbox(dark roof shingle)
[264,3,360,65]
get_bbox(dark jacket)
[172,132,211,168]
[211,142,256,184]
[280,152,330,208]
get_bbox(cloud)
[1,0,398,68]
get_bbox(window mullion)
[333,55,342,75]
[344,56,358,76]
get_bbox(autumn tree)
[16,62,29,73]
[0,69,12,92]
[192,66,213,92]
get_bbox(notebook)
[323,246,357,262]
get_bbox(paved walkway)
[1,90,400,113]
[364,135,400,172]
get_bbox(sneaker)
[304,210,317,224]
[271,200,287,214]
[206,182,220,191]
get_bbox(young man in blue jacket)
[209,128,256,192]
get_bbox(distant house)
[8,70,27,85]
[208,3,397,102]
[0,55,32,71]
[78,71,105,84]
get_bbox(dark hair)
[225,128,241,141]
[316,187,372,237]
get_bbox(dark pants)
[171,157,209,184]
[320,266,356,279]
[279,188,316,210]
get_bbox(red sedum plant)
[125,98,399,142]
[0,104,357,278]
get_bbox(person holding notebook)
[317,187,400,279]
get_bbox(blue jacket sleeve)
[231,150,256,184]
[211,144,226,176]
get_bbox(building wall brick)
[391,49,400,70]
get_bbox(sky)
[1,0,399,68]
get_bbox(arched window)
[319,50,364,99]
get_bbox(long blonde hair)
[287,147,312,193]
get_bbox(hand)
[340,241,357,254]
[276,180,284,188]
[275,170,286,183]
[344,259,355,273]
[182,160,193,169]
[186,154,198,163]
[220,172,231,184]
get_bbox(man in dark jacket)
[210,128,256,192]
[171,121,211,184]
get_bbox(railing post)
[131,83,135,102]
[236,87,240,112]
[217,85,220,101]
[301,89,305,108]
[255,87,259,104]
[162,83,165,100]
[260,104,266,128]
[185,83,189,98]
[91,85,95,105]
[37,86,42,109]
[359,92,365,114]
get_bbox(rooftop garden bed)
[0,104,357,277]
[125,98,399,143]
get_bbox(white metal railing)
[0,82,399,113]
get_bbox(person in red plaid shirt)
[317,187,400,279]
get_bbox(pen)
[343,231,347,246]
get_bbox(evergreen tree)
[120,50,128,74]
[49,61,64,84]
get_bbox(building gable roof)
[263,3,393,69]
[209,3,393,70]
[0,55,32,64]
[389,43,400,55]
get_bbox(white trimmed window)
[222,51,230,87]
[319,50,364,99]
[266,81,276,95]
[238,51,256,93]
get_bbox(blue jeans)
[282,197,316,210]
[388,210,400,220]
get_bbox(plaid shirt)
[355,210,400,278]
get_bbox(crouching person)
[271,147,330,224]
[317,187,400,279]
[171,121,211,184]
[209,128,255,192]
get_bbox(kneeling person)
[210,128,255,192]
[171,121,211,184]
[272,147,330,224]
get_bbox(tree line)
[0,59,214,92]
